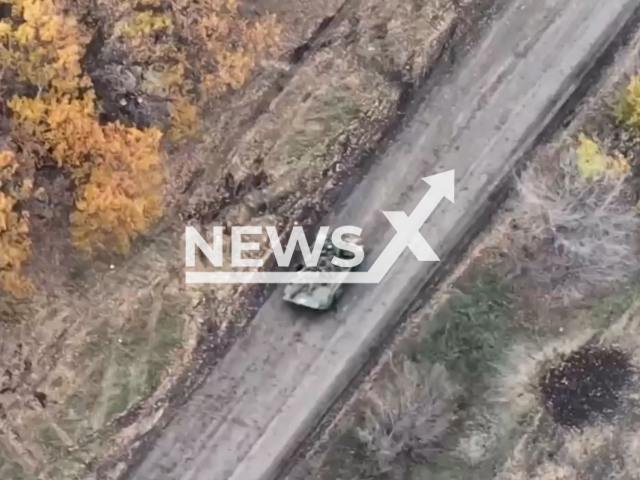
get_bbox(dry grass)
[484,305,640,480]
[356,356,457,474]
[505,137,639,304]
[410,122,640,477]
[0,236,202,479]
[436,127,640,479]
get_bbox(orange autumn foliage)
[0,0,166,295]
[71,124,164,253]
[110,0,282,143]
[0,0,281,295]
[0,151,31,297]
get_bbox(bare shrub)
[507,140,640,303]
[356,356,457,473]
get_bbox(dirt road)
[127,1,640,479]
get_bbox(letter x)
[382,211,439,261]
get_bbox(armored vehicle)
[282,233,363,311]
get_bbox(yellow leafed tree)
[0,151,31,297]
[71,124,165,253]
[0,0,166,295]
[0,0,280,295]
[110,0,282,143]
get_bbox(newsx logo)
[185,225,364,269]
[185,170,455,284]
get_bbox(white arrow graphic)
[382,212,439,262]
[361,169,454,283]
[185,170,455,284]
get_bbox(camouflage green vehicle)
[283,233,363,311]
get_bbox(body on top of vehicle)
[282,232,364,311]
